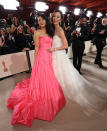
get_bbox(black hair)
[52,9,65,35]
[38,14,54,37]
[79,15,87,20]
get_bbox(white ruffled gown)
[52,35,107,113]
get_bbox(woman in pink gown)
[7,14,66,127]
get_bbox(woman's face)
[52,12,61,25]
[38,16,46,28]
[17,26,23,33]
[13,17,18,23]
[6,27,11,33]
[1,29,5,35]
[31,27,36,33]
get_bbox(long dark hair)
[51,9,65,35]
[38,14,54,37]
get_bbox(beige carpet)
[0,48,107,131]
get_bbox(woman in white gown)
[47,10,107,113]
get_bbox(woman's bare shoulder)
[34,29,41,36]
[57,27,65,37]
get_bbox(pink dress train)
[7,36,66,127]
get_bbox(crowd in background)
[0,11,107,58]
[65,14,107,69]
[0,13,36,55]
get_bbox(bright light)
[106,13,107,16]
[35,2,49,11]
[96,12,103,18]
[84,8,87,12]
[59,6,67,14]
[86,10,93,17]
[74,8,81,15]
[0,0,19,10]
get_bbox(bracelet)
[54,48,57,51]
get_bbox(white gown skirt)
[52,49,107,113]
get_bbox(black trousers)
[95,42,104,64]
[66,30,72,54]
[72,42,85,72]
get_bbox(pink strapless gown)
[7,36,66,127]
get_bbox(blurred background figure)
[92,18,107,68]
[29,11,38,29]
[71,16,90,74]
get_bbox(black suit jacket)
[72,25,90,46]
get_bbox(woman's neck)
[54,24,61,34]
[41,27,46,33]
[55,24,60,30]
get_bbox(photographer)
[65,14,73,47]
[6,26,17,54]
[29,11,38,29]
[93,18,107,68]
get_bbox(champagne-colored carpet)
[0,48,107,131]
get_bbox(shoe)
[98,64,104,68]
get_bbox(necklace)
[55,27,61,33]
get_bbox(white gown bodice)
[52,35,63,47]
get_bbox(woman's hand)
[34,51,37,57]
[47,48,55,52]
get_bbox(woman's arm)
[47,28,68,52]
[33,31,39,57]
[56,28,68,50]
[11,24,16,33]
